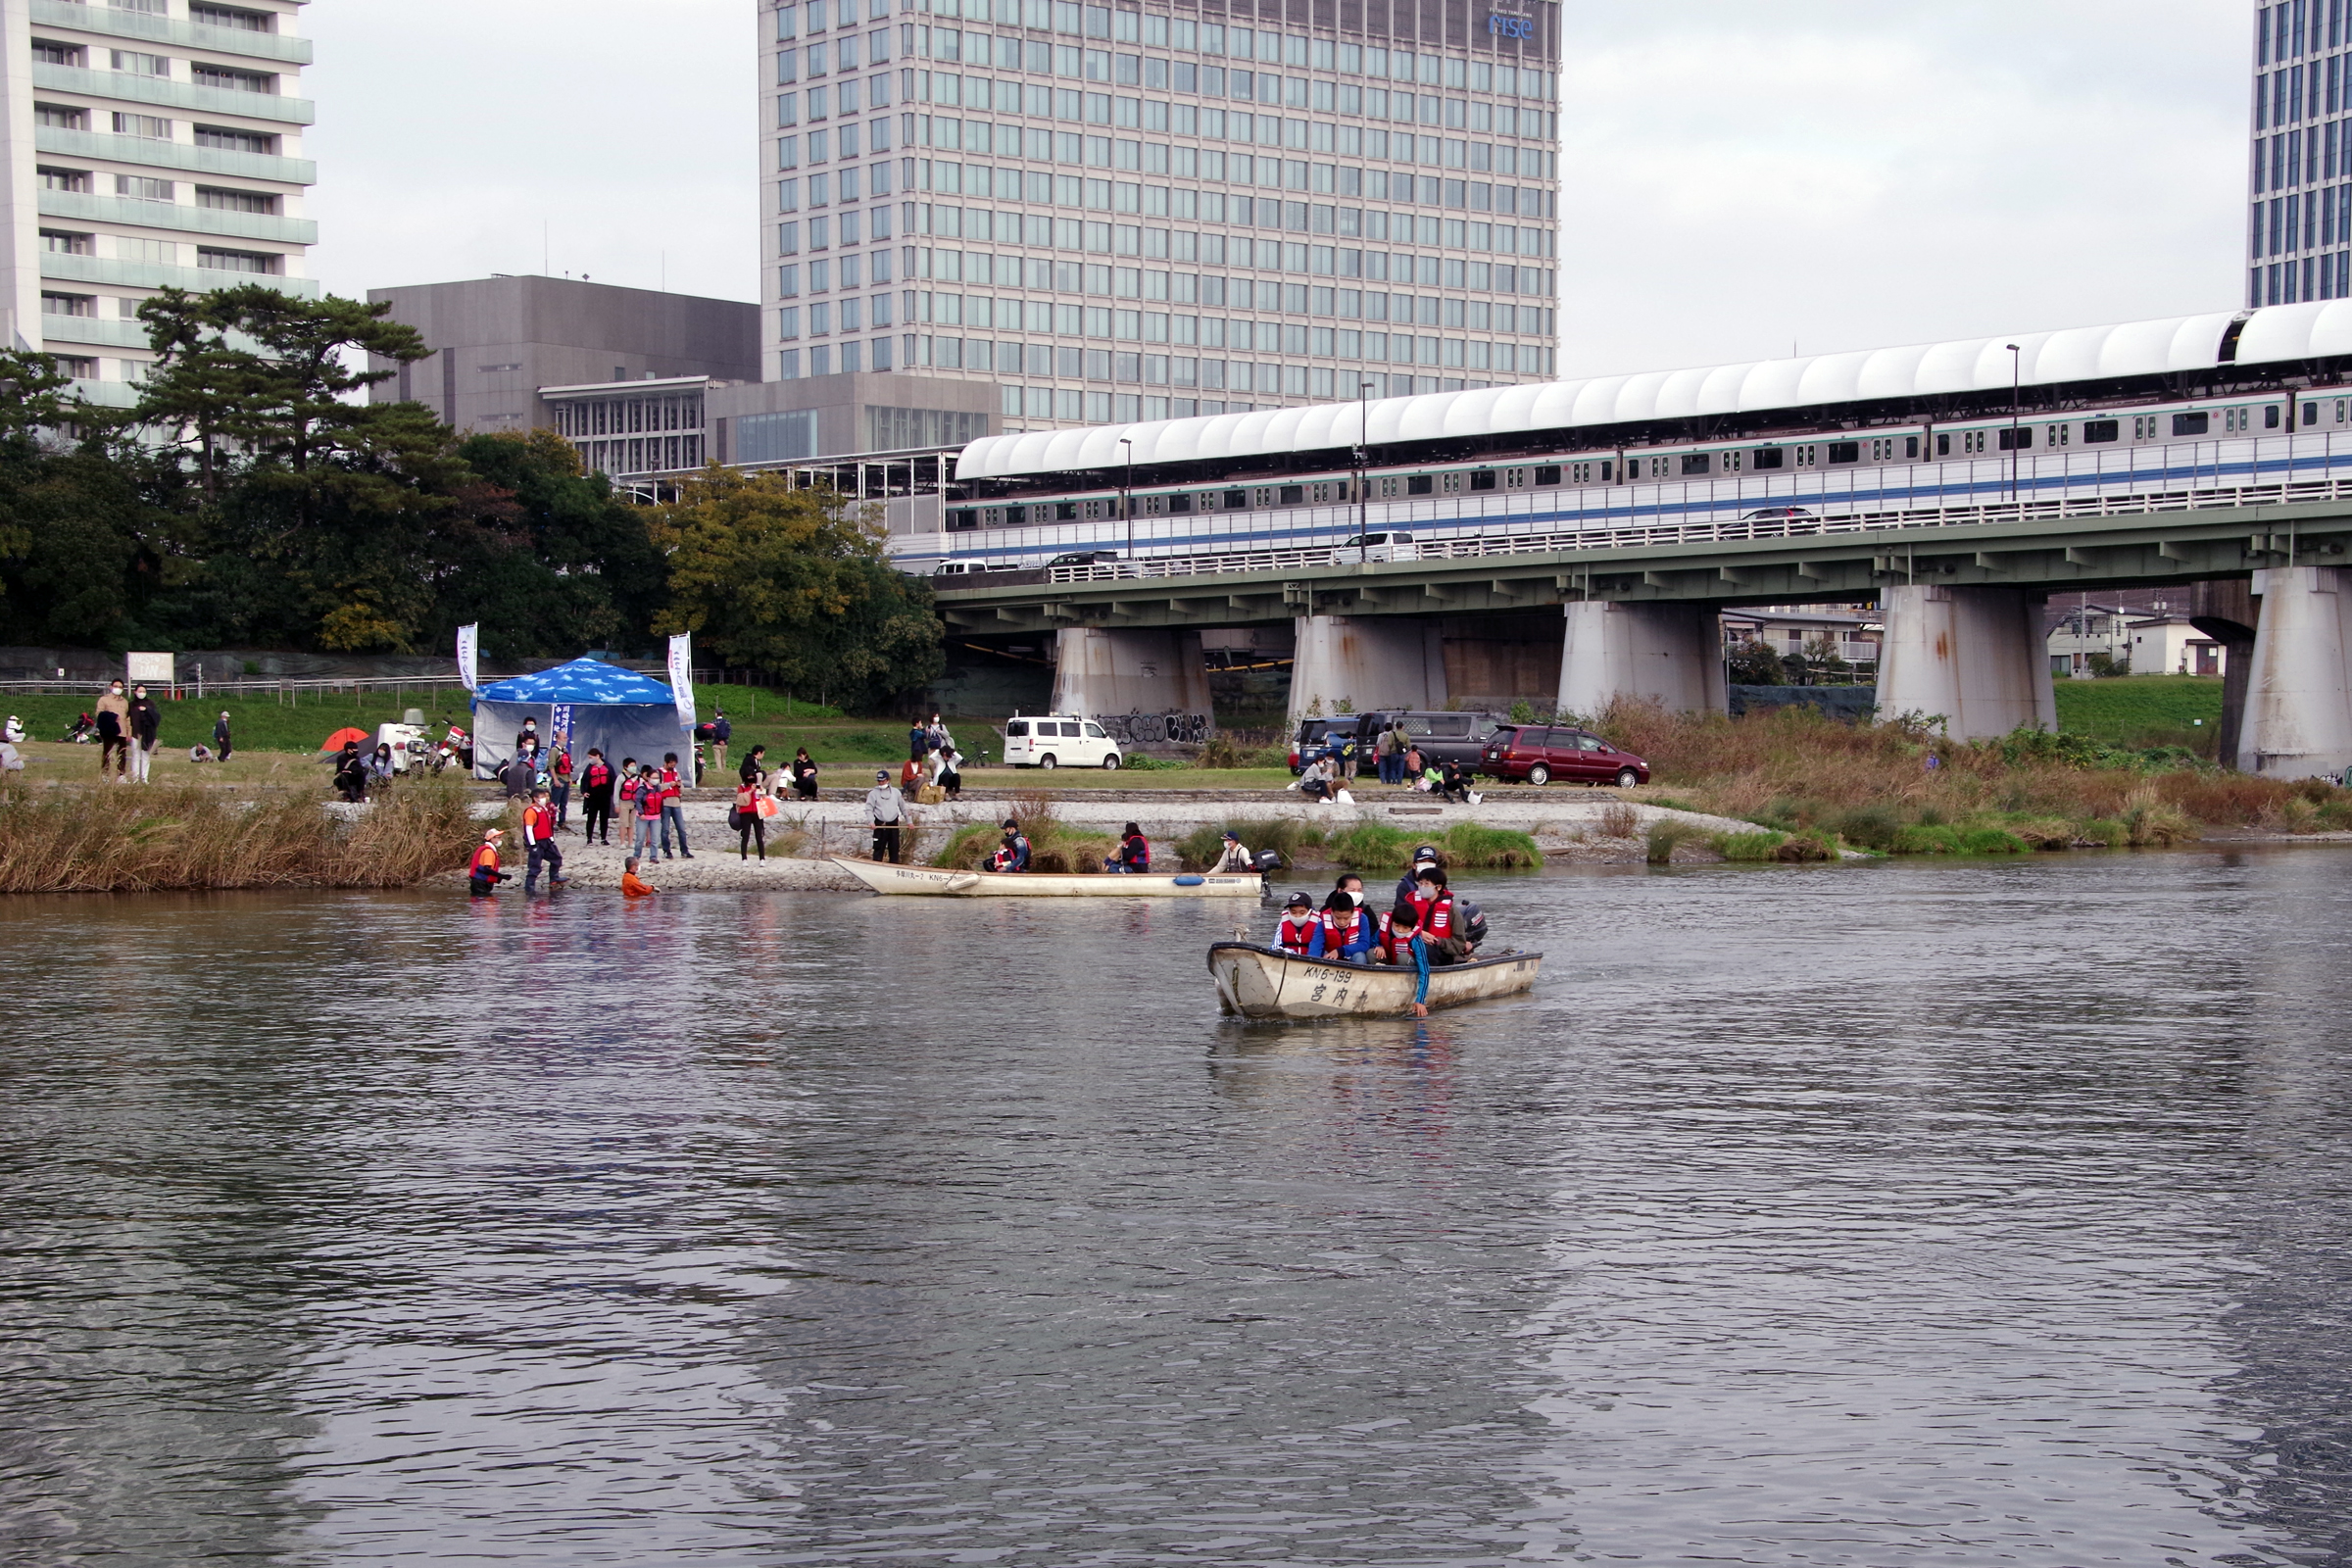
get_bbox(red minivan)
[1480,725,1650,788]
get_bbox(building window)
[194,124,276,155]
[39,166,91,193]
[111,50,172,76]
[41,293,96,318]
[113,113,173,140]
[40,230,93,255]
[32,40,83,67]
[196,186,278,214]
[33,105,87,131]
[192,65,276,94]
[190,4,275,30]
[116,174,174,202]
[197,247,279,273]
[54,355,99,379]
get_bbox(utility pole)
[1356,380,1375,563]
[2006,342,2022,507]
[1118,436,1134,570]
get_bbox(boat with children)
[832,858,1264,898]
[1206,942,1544,1019]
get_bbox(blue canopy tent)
[471,659,688,779]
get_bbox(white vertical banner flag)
[456,623,479,691]
[667,632,697,732]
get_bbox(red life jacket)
[584,761,613,791]
[1321,907,1365,956]
[660,767,682,802]
[1422,891,1456,940]
[524,805,555,843]
[1277,914,1318,954]
[468,844,501,877]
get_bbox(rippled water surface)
[5,849,2352,1565]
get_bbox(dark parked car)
[1480,724,1650,788]
[1289,710,1508,773]
[1045,550,1122,568]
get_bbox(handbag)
[756,796,781,818]
[726,807,747,831]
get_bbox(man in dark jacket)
[710,710,731,779]
[498,746,538,800]
[213,710,233,762]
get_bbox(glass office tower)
[2249,0,2352,305]
[762,0,1561,432]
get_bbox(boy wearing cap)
[865,769,906,862]
[467,828,510,897]
[988,819,1031,873]
[1275,892,1318,955]
[1393,845,1441,906]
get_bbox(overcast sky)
[303,0,2251,380]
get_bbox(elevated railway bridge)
[926,303,2352,777]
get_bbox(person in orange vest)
[1275,891,1318,954]
[467,827,510,897]
[521,787,566,893]
[621,856,655,898]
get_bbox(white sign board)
[124,653,174,685]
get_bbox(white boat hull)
[833,858,1262,898]
[1206,942,1543,1019]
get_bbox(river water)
[3,849,2350,1566]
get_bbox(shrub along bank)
[1595,700,2348,858]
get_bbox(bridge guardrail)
[1026,475,2350,586]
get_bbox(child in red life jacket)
[1310,889,1376,962]
[1275,892,1319,955]
[1412,866,1464,963]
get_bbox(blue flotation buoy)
[1173,874,1204,885]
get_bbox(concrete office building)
[1,0,318,405]
[761,0,1561,434]
[366,273,761,442]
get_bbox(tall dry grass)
[1595,700,2352,837]
[0,778,479,894]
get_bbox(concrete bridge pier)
[1557,601,1728,717]
[1875,584,2056,740]
[1288,614,1447,724]
[1050,627,1214,717]
[2237,566,2352,778]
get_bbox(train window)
[1442,472,1463,493]
[1056,501,1078,520]
[1903,436,1919,459]
[1407,474,1434,495]
[2082,420,2120,444]
[1752,447,1786,469]
[949,509,979,529]
[1085,499,1110,519]
[1868,439,1891,462]
[1223,489,1248,509]
[1826,441,1859,464]
[1680,453,1710,475]
[2223,408,2243,433]
[1378,476,1400,498]
[1723,450,1743,472]
[1278,484,1302,505]
[2338,400,2348,423]
[1936,433,1950,456]
[2304,402,2319,426]
[1561,464,1585,484]
[1644,456,1669,478]
[1795,445,1818,466]
[1503,467,1527,489]
[1251,487,1276,507]
[2266,405,2282,428]
[2173,412,2209,435]
[1168,493,1194,514]
[1142,494,1165,515]
[2132,416,2154,439]
[1470,468,1497,491]
[2046,423,2069,447]
[1961,430,1986,454]
[1996,427,2032,451]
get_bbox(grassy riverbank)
[1597,701,2352,853]
[0,777,479,893]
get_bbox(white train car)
[907,302,2352,582]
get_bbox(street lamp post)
[1118,436,1134,570]
[2005,342,2022,507]
[1355,380,1376,563]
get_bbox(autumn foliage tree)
[650,466,943,711]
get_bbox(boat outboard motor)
[1253,847,1285,899]
[1457,897,1488,949]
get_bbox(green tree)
[1726,637,1786,685]
[651,467,943,711]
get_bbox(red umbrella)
[319,726,371,752]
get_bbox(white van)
[1338,530,1418,562]
[1003,713,1124,769]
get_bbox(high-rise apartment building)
[2247,0,2352,305]
[0,0,316,405]
[761,0,1559,434]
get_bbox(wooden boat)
[1206,942,1543,1019]
[832,858,1263,898]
